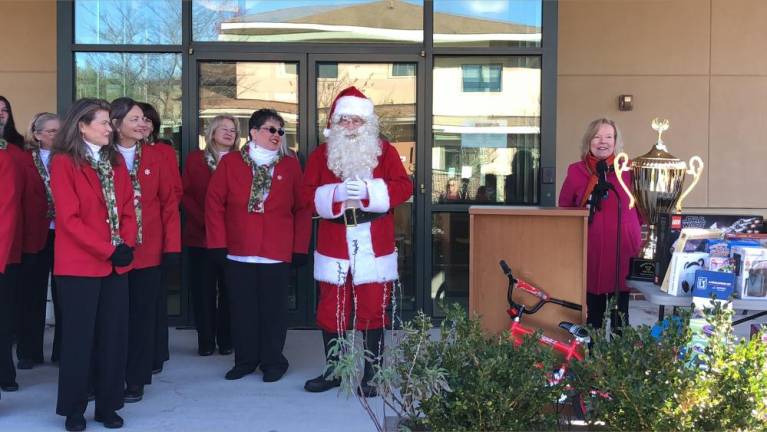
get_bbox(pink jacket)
[559,160,642,295]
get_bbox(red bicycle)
[500,260,593,418]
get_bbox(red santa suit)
[304,88,412,333]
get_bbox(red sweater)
[126,143,181,269]
[0,147,20,273]
[181,150,211,248]
[23,149,52,254]
[205,152,311,261]
[50,154,138,277]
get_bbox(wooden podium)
[468,207,588,340]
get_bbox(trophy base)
[628,258,656,282]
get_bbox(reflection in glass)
[431,212,469,317]
[433,0,541,47]
[75,0,182,44]
[198,61,299,153]
[198,61,301,310]
[75,52,183,149]
[192,0,423,43]
[432,56,540,205]
[315,62,417,310]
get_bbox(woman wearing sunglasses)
[205,108,311,382]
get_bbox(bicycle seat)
[559,321,590,340]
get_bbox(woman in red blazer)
[206,109,311,382]
[0,136,21,400]
[0,95,26,393]
[110,97,181,404]
[16,112,61,370]
[50,98,137,431]
[182,115,237,356]
[138,102,181,374]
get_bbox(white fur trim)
[314,184,344,219]
[359,178,390,213]
[323,128,331,138]
[333,96,374,118]
[313,223,399,285]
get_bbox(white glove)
[334,182,349,202]
[345,178,369,200]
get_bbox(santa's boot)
[358,328,384,398]
[304,331,342,393]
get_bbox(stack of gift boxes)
[657,215,766,300]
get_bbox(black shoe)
[262,369,286,383]
[0,381,19,391]
[17,359,35,370]
[95,410,124,429]
[123,385,143,403]
[65,414,86,431]
[224,365,255,380]
[304,374,341,392]
[152,365,163,375]
[218,347,233,355]
[198,348,214,356]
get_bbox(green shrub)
[418,304,564,432]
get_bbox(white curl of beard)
[326,116,382,181]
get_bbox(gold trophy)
[614,118,704,281]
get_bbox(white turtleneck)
[227,142,282,265]
[85,141,102,159]
[117,143,137,170]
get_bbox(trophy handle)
[613,152,635,209]
[675,155,704,214]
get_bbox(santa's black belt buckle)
[343,208,358,227]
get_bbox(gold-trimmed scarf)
[0,138,7,150]
[32,149,55,219]
[204,149,218,171]
[240,145,281,213]
[86,149,123,246]
[125,143,144,244]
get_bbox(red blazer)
[151,141,182,202]
[6,144,28,264]
[0,147,20,273]
[23,150,52,254]
[205,152,311,262]
[50,154,138,277]
[181,150,211,248]
[129,143,181,269]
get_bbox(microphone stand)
[600,175,622,340]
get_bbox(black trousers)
[17,230,55,363]
[188,247,231,353]
[225,260,289,374]
[153,264,169,370]
[56,272,128,416]
[126,266,161,387]
[0,267,18,385]
[586,291,630,330]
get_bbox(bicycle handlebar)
[500,260,582,318]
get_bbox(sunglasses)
[259,126,285,136]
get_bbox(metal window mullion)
[72,44,184,53]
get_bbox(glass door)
[308,54,423,323]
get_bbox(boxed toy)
[732,246,767,299]
[664,251,709,296]
[655,214,763,285]
[692,269,736,309]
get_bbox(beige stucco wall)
[0,0,57,136]
[557,0,767,217]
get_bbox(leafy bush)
[571,303,767,431]
[417,305,564,432]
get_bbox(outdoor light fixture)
[618,94,633,111]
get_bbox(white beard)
[326,117,382,181]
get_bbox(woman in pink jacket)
[558,118,642,330]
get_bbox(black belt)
[327,208,385,227]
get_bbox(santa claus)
[303,86,412,397]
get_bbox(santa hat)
[323,86,375,138]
